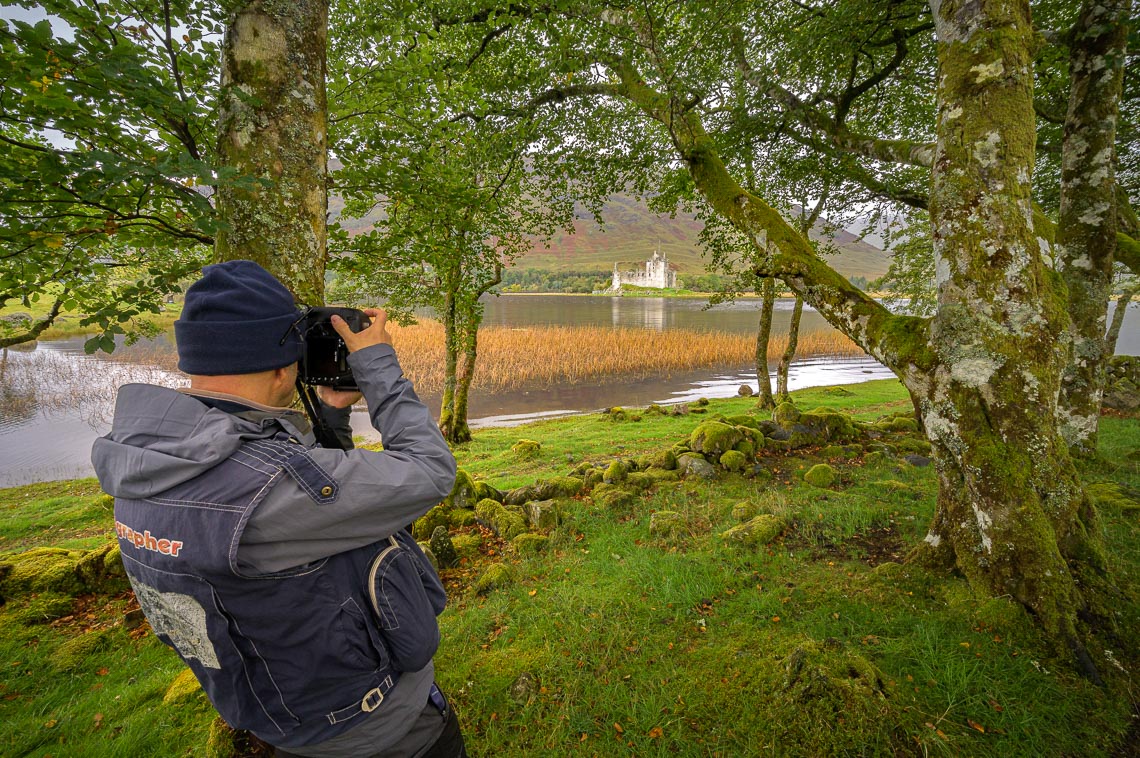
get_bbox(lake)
[2,294,1136,487]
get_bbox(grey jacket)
[92,343,457,757]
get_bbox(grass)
[1,380,1137,757]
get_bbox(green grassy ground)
[1,380,1136,757]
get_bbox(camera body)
[298,306,371,390]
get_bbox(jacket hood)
[91,384,304,499]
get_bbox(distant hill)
[516,196,892,281]
[331,183,891,282]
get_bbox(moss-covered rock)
[887,417,919,433]
[720,450,747,472]
[511,533,549,555]
[472,480,504,504]
[430,526,459,569]
[773,401,801,427]
[645,468,681,484]
[525,500,561,530]
[733,439,756,458]
[511,439,542,461]
[731,501,759,522]
[677,453,717,480]
[53,628,114,672]
[592,484,638,511]
[412,505,451,542]
[604,459,629,484]
[534,476,583,499]
[450,509,477,528]
[625,472,657,492]
[583,468,604,489]
[205,716,237,758]
[446,469,478,510]
[1087,482,1139,512]
[604,406,630,421]
[649,510,686,537]
[895,437,932,455]
[645,448,678,470]
[778,639,887,712]
[726,414,761,430]
[451,533,482,558]
[163,667,203,705]
[863,451,888,467]
[476,500,527,540]
[720,514,787,547]
[803,464,836,488]
[0,547,87,597]
[799,410,861,443]
[4,592,74,626]
[689,421,744,456]
[820,445,845,459]
[473,562,514,594]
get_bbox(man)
[91,260,465,757]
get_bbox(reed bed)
[388,321,863,394]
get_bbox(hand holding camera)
[331,308,392,353]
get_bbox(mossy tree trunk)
[776,296,803,402]
[1056,0,1130,457]
[215,0,328,303]
[606,1,1110,666]
[438,253,500,445]
[754,276,776,409]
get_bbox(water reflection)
[4,295,1139,487]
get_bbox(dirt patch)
[785,522,907,567]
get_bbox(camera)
[297,306,371,390]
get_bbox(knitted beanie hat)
[174,260,304,375]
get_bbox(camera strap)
[296,380,349,451]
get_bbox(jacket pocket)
[367,537,441,672]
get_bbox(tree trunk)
[1056,0,1130,456]
[754,277,776,409]
[776,295,803,402]
[912,0,1105,673]
[438,287,462,442]
[448,313,478,445]
[215,0,328,303]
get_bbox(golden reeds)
[388,320,862,394]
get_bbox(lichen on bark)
[215,0,329,303]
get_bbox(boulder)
[720,514,786,547]
[412,505,451,541]
[689,421,744,456]
[511,439,542,461]
[737,384,754,397]
[446,469,478,510]
[430,526,459,568]
[720,450,747,472]
[525,499,561,530]
[677,453,717,480]
[803,464,836,488]
[511,533,549,555]
[649,510,686,537]
[473,563,514,594]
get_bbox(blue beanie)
[175,260,304,375]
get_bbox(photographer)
[91,260,466,758]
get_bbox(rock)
[696,397,710,406]
[863,451,888,467]
[511,439,542,461]
[446,469,478,510]
[822,386,854,396]
[737,384,754,397]
[509,671,540,704]
[475,499,527,540]
[720,514,786,547]
[417,543,439,571]
[412,505,451,541]
[534,476,584,499]
[449,509,477,528]
[451,533,483,558]
[472,480,504,504]
[902,454,931,467]
[592,484,638,511]
[649,510,686,537]
[773,401,801,427]
[719,450,747,472]
[799,410,860,443]
[887,417,919,433]
[689,421,744,456]
[731,501,758,522]
[604,459,629,484]
[820,445,845,459]
[473,563,513,594]
[430,526,459,569]
[53,629,114,672]
[803,464,836,488]
[645,448,678,470]
[525,500,561,530]
[677,453,717,480]
[163,668,203,705]
[504,484,541,505]
[511,533,549,555]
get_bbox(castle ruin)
[610,249,678,290]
